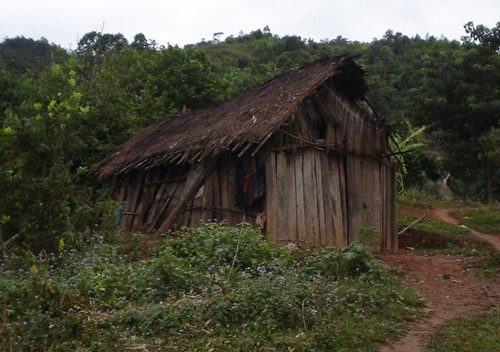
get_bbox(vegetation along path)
[378,208,500,352]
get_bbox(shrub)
[0,224,424,351]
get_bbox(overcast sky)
[1,0,498,48]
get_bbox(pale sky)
[1,0,498,49]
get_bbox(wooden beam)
[156,159,218,233]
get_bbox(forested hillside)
[0,22,499,251]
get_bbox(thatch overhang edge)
[90,56,373,179]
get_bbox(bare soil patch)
[378,252,500,352]
[378,207,500,351]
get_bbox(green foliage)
[397,188,464,210]
[453,208,500,234]
[463,21,500,52]
[415,37,500,201]
[390,126,427,192]
[0,63,93,251]
[403,149,443,188]
[425,310,500,352]
[0,224,424,351]
[0,36,68,75]
[162,222,275,271]
[2,23,499,251]
[358,226,381,250]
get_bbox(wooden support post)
[391,166,398,252]
[156,159,217,233]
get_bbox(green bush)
[163,222,276,271]
[0,224,424,351]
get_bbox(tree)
[0,36,68,75]
[415,26,500,201]
[0,63,92,251]
[463,21,500,52]
[479,127,500,203]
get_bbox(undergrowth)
[397,188,466,210]
[425,309,500,352]
[0,223,424,351]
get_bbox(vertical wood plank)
[346,155,362,243]
[124,171,145,231]
[303,149,319,246]
[139,168,162,229]
[152,176,182,232]
[211,168,222,222]
[286,152,297,242]
[218,163,231,225]
[337,157,347,247]
[265,152,278,244]
[314,151,327,246]
[276,152,290,243]
[132,171,155,230]
[320,153,336,247]
[202,171,217,223]
[294,151,306,243]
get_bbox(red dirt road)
[378,208,500,352]
[378,253,499,352]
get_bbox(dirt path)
[378,253,500,352]
[378,208,500,352]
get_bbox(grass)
[396,213,492,255]
[470,253,500,280]
[398,213,469,240]
[0,223,425,351]
[397,188,468,211]
[397,213,469,238]
[453,208,500,234]
[424,310,500,352]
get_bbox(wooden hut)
[91,56,397,251]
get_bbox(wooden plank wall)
[345,154,396,250]
[112,86,396,250]
[190,154,261,227]
[265,149,346,247]
[116,166,190,233]
[270,90,394,249]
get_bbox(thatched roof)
[92,56,372,179]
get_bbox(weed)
[0,223,424,351]
[425,310,500,352]
[470,253,500,280]
[359,226,380,250]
